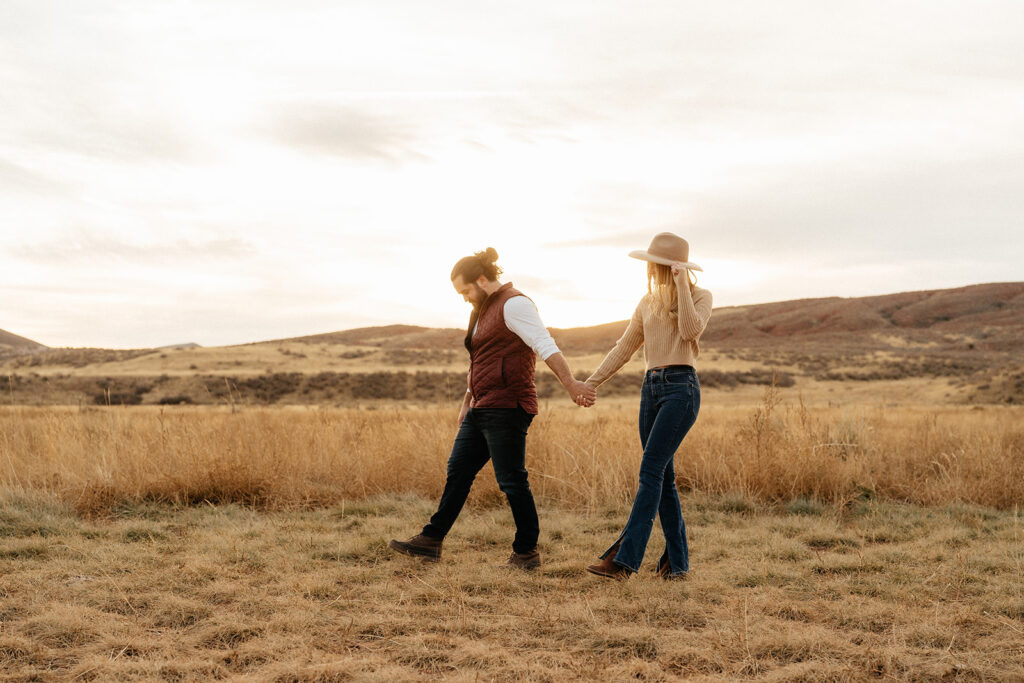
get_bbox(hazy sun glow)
[1,1,1022,347]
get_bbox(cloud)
[683,151,1024,263]
[508,274,587,301]
[0,276,383,348]
[543,146,1024,269]
[0,158,70,196]
[269,104,427,163]
[39,113,198,164]
[3,79,201,164]
[545,230,656,250]
[10,234,257,265]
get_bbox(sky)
[2,1,1022,348]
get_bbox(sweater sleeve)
[585,302,644,388]
[675,275,713,340]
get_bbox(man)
[389,247,595,569]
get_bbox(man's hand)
[543,352,596,408]
[567,379,596,407]
[457,392,472,425]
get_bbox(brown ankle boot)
[586,541,631,580]
[654,555,687,581]
[388,533,442,561]
[501,548,541,570]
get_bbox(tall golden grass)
[1,390,1022,514]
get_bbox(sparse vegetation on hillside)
[6,347,157,369]
[0,328,47,361]
[2,283,1021,407]
[702,282,1024,345]
[0,369,799,407]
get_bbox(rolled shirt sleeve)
[502,296,561,360]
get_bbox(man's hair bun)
[451,247,503,283]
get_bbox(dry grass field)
[1,491,1023,679]
[2,272,1021,680]
[2,389,1022,514]
[1,393,1023,679]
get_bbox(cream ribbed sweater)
[586,275,712,388]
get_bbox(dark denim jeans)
[602,365,700,576]
[422,407,539,554]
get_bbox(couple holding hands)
[389,233,713,580]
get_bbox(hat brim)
[629,250,703,271]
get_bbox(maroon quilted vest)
[465,282,539,414]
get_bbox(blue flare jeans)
[601,365,700,576]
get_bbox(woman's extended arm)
[585,303,644,388]
[674,269,713,340]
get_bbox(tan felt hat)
[628,232,702,271]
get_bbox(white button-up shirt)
[473,296,561,361]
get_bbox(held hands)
[568,379,596,408]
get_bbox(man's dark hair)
[451,247,502,283]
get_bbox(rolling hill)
[553,282,1024,352]
[0,328,46,359]
[703,282,1024,349]
[2,282,1021,406]
[247,282,1024,355]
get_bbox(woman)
[584,232,712,580]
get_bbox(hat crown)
[647,232,690,263]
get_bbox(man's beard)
[470,283,487,308]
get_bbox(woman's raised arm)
[673,267,712,340]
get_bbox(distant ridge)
[0,328,46,356]
[3,283,1021,406]
[6,282,1022,356]
[704,282,1024,346]
[287,324,464,350]
[269,282,1024,354]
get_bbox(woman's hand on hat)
[671,262,688,277]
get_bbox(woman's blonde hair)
[647,262,696,320]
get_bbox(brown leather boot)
[388,533,442,561]
[586,541,631,580]
[502,548,541,570]
[654,555,688,581]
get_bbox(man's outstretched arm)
[544,352,596,407]
[503,297,595,407]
